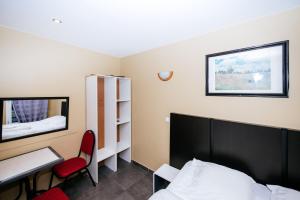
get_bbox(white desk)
[0,147,63,199]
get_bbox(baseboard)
[132,160,154,173]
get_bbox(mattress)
[2,115,66,140]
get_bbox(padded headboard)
[170,113,300,190]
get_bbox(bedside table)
[153,164,180,193]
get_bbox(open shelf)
[117,141,130,153]
[97,148,115,162]
[86,75,131,183]
[117,120,130,125]
[117,101,130,125]
[117,98,131,102]
[116,122,131,153]
[117,78,131,100]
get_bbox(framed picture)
[206,41,289,97]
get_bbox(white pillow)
[267,185,300,200]
[253,183,271,200]
[167,159,255,200]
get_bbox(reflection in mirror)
[1,97,69,142]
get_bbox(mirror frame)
[0,97,69,143]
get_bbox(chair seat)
[53,157,87,177]
[34,188,69,200]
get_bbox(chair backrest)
[80,130,95,156]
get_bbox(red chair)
[33,188,69,200]
[49,130,96,189]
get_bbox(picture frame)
[205,41,289,97]
[0,97,69,143]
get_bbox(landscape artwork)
[214,51,271,91]
[206,41,289,97]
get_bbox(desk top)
[0,147,63,186]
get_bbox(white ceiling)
[0,0,300,57]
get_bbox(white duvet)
[268,185,300,200]
[150,189,183,200]
[150,159,300,200]
[149,159,271,200]
[2,115,66,140]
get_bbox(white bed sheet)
[149,160,271,200]
[2,115,66,140]
[149,189,183,200]
[268,185,300,200]
[253,183,271,200]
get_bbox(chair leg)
[14,180,23,200]
[32,172,39,196]
[86,168,96,187]
[24,177,31,200]
[48,171,54,190]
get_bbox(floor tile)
[127,174,153,200]
[57,159,153,200]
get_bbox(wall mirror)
[0,97,69,143]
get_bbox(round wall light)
[158,71,173,81]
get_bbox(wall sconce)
[158,71,173,81]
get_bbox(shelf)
[86,75,131,179]
[117,77,130,80]
[117,119,130,125]
[117,98,131,102]
[117,142,130,153]
[97,148,115,162]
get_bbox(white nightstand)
[153,164,180,193]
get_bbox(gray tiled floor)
[58,159,153,200]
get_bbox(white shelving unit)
[86,75,131,183]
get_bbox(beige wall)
[1,6,300,199]
[0,26,120,199]
[121,8,300,171]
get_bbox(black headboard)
[170,113,300,190]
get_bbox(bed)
[149,113,300,200]
[2,115,66,140]
[150,159,300,200]
[150,160,273,200]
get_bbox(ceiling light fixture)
[52,18,62,24]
